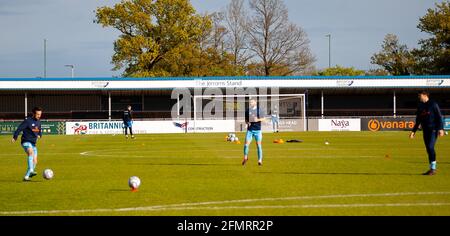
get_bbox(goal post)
[193,94,306,133]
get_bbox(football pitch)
[0,132,449,216]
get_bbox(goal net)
[193,94,306,133]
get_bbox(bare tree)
[211,12,228,54]
[247,0,315,76]
[198,12,227,55]
[224,0,252,67]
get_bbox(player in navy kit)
[123,105,135,139]
[409,91,445,176]
[12,107,43,181]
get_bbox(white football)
[43,169,54,180]
[128,176,141,190]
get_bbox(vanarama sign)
[444,118,450,130]
[362,118,415,132]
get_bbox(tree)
[246,0,315,76]
[412,1,450,75]
[95,0,207,77]
[158,42,244,77]
[371,34,414,75]
[210,12,228,54]
[365,68,389,76]
[179,12,243,77]
[224,0,252,68]
[316,65,365,76]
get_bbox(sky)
[0,0,443,78]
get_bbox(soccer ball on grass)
[43,169,54,180]
[129,176,141,191]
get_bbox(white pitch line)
[223,155,380,159]
[1,192,450,215]
[0,153,81,156]
[78,147,425,157]
[133,202,450,211]
[80,150,387,159]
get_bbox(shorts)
[22,142,38,156]
[124,121,133,128]
[271,117,279,123]
[245,130,263,143]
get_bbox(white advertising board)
[318,119,361,131]
[66,120,235,135]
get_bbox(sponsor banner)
[0,121,65,135]
[41,122,66,135]
[187,120,236,133]
[261,119,304,132]
[318,119,361,131]
[426,79,445,86]
[170,120,235,133]
[444,118,450,130]
[336,80,354,87]
[235,119,305,132]
[66,121,123,135]
[362,118,416,132]
[66,120,235,135]
[0,121,20,135]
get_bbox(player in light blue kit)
[242,98,266,166]
[271,106,280,133]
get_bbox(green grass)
[0,131,449,216]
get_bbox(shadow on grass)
[0,179,45,183]
[129,163,236,167]
[257,172,421,176]
[109,189,132,192]
[407,161,450,165]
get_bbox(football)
[128,176,141,190]
[43,169,54,180]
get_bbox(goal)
[193,94,306,133]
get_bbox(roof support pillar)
[108,92,112,120]
[393,90,397,118]
[321,90,324,119]
[24,92,28,118]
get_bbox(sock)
[257,144,263,162]
[430,161,437,170]
[25,155,34,177]
[244,145,249,157]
